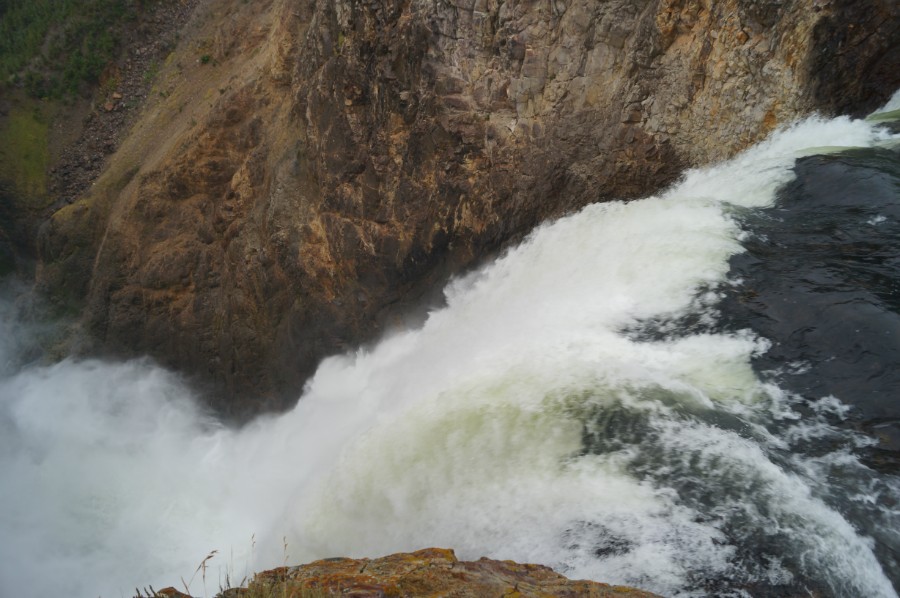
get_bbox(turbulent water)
[2,95,900,598]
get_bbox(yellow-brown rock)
[35,0,900,418]
[237,548,660,597]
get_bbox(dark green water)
[721,141,900,592]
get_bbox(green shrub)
[0,0,159,99]
[0,104,50,200]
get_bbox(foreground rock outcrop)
[37,0,900,416]
[159,548,659,597]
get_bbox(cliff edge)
[35,0,900,416]
[151,548,660,598]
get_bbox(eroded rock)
[38,0,900,417]
[227,548,660,597]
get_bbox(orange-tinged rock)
[39,0,900,420]
[155,588,192,597]
[244,548,660,598]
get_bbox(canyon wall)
[37,0,900,416]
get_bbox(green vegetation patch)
[0,104,50,202]
[0,0,159,99]
[0,182,15,276]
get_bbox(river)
[1,94,899,597]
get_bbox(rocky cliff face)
[38,0,900,416]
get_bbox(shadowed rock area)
[36,0,900,417]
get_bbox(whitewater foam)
[0,116,898,597]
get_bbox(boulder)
[229,548,660,597]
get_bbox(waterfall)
[1,109,898,597]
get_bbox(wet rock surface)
[810,0,900,117]
[37,0,900,417]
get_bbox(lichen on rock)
[208,548,661,597]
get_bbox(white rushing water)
[879,88,900,113]
[1,115,899,598]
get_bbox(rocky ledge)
[153,548,658,597]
